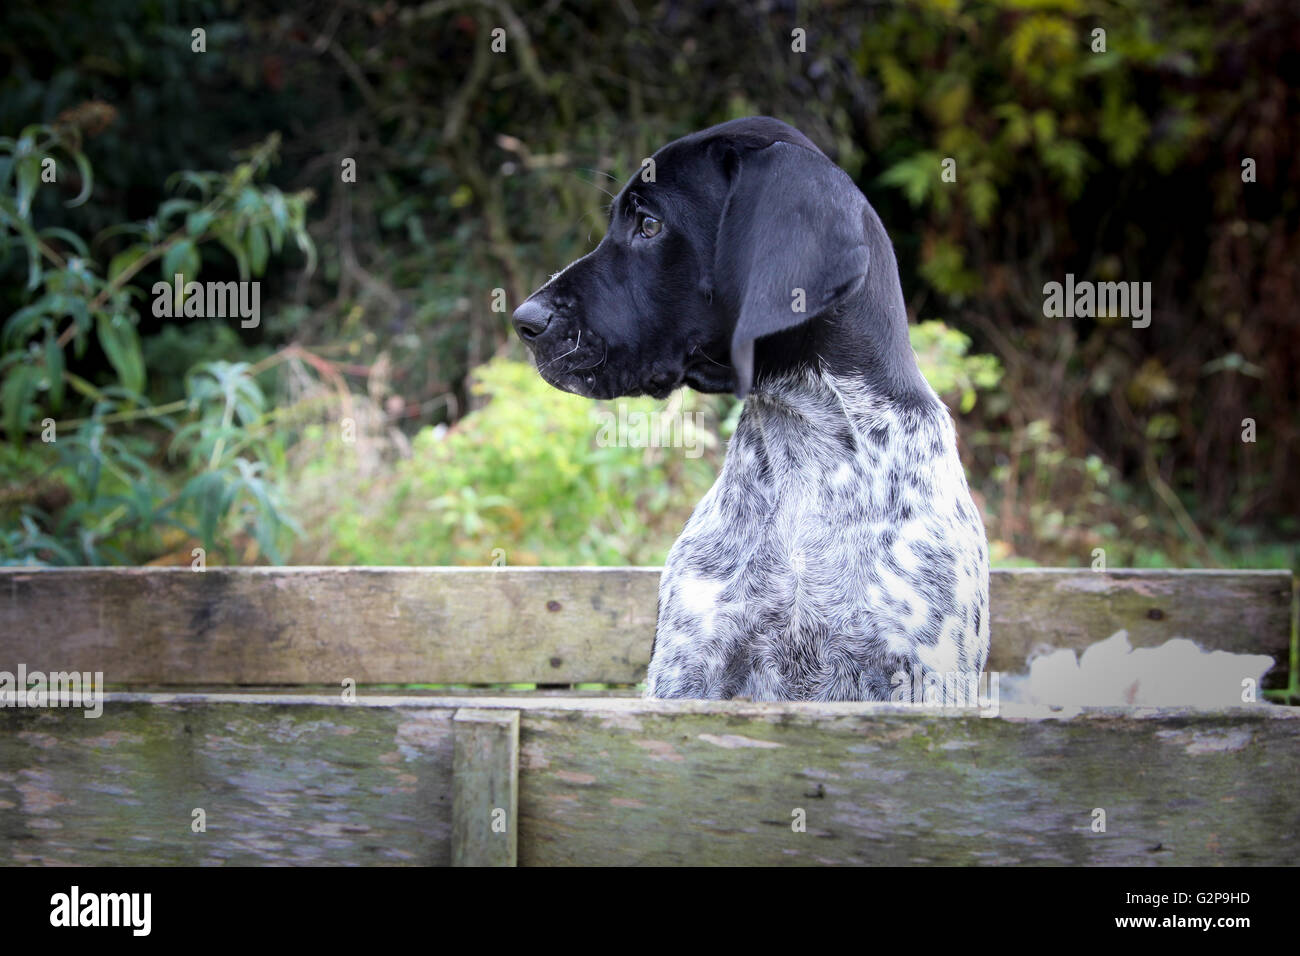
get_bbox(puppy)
[513,117,989,701]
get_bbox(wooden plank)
[508,698,1300,866]
[0,567,1292,686]
[988,568,1294,688]
[0,567,658,685]
[452,708,519,866]
[0,696,455,865]
[0,694,1295,866]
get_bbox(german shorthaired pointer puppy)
[512,117,989,702]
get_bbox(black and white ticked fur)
[512,117,990,701]
[651,369,988,700]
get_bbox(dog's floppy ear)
[714,141,870,398]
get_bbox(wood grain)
[452,708,519,866]
[1,694,1295,866]
[0,567,1291,686]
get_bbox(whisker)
[566,342,608,373]
[537,330,582,371]
[691,344,728,368]
[563,206,604,235]
[578,166,620,183]
[572,169,617,201]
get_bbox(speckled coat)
[649,370,989,700]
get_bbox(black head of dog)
[512,116,929,403]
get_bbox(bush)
[0,127,313,564]
[291,358,726,566]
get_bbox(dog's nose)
[512,300,552,340]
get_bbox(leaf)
[185,208,216,237]
[878,153,939,207]
[95,221,150,244]
[44,332,65,412]
[161,239,200,285]
[265,189,288,252]
[929,76,970,126]
[2,365,38,442]
[0,195,44,289]
[95,310,146,396]
[1041,140,1089,197]
[1099,93,1150,166]
[295,229,318,276]
[65,148,94,207]
[15,152,41,218]
[165,169,215,199]
[246,222,268,276]
[966,179,998,226]
[157,198,197,227]
[1145,412,1180,442]
[2,297,52,348]
[234,186,264,215]
[67,296,91,337]
[38,227,89,258]
[183,468,241,550]
[107,243,150,285]
[876,55,917,105]
[995,103,1032,148]
[212,224,250,280]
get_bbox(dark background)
[1,0,1296,571]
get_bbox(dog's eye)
[637,213,662,239]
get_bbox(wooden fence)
[0,567,1295,865]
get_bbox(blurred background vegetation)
[0,0,1296,571]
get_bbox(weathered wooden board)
[512,699,1300,866]
[0,567,1292,686]
[1,694,1296,866]
[452,708,519,866]
[988,569,1294,687]
[0,697,455,865]
[0,567,656,686]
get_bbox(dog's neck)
[741,366,942,447]
[726,366,951,505]
[750,207,934,408]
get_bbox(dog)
[512,117,989,701]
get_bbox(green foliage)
[294,358,725,567]
[911,320,1003,413]
[1,0,1295,575]
[977,417,1120,562]
[857,0,1295,565]
[0,128,312,565]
